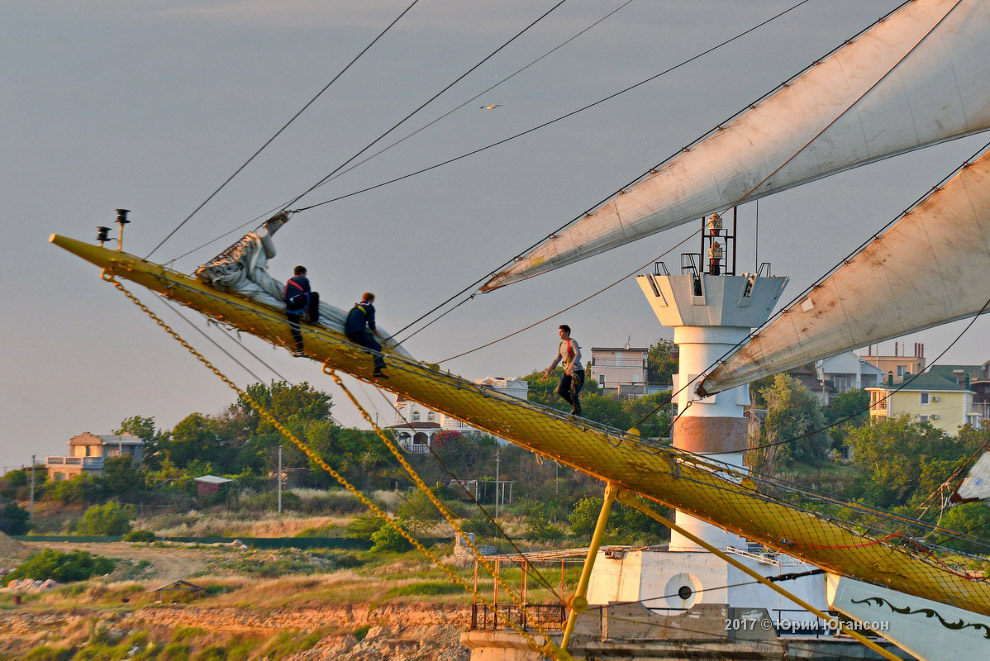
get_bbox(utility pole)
[494,445,500,519]
[29,455,36,521]
[277,445,283,515]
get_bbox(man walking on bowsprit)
[345,292,387,378]
[284,265,320,356]
[542,324,585,416]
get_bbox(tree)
[76,501,136,535]
[100,456,145,498]
[753,374,829,467]
[646,339,677,386]
[6,548,114,582]
[0,499,29,535]
[846,416,950,508]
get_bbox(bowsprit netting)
[50,233,990,616]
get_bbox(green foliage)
[123,529,157,542]
[646,339,677,385]
[24,646,74,661]
[385,581,462,597]
[353,625,372,641]
[76,501,136,535]
[755,374,829,467]
[569,496,604,537]
[0,498,30,535]
[460,515,498,538]
[934,503,990,554]
[346,513,384,540]
[0,468,38,500]
[47,473,104,505]
[846,416,962,508]
[242,490,301,512]
[7,548,114,582]
[370,519,413,553]
[568,495,670,544]
[524,504,565,542]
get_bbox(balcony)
[45,456,105,470]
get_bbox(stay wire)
[434,229,698,363]
[629,139,990,434]
[362,0,816,341]
[282,0,572,211]
[718,293,990,456]
[370,388,566,602]
[301,0,639,197]
[169,0,810,269]
[145,0,424,260]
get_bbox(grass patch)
[353,624,372,641]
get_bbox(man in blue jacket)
[284,265,320,356]
[346,292,387,377]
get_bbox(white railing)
[45,456,104,468]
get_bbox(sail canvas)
[483,0,990,291]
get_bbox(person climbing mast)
[542,324,585,416]
[345,292,387,378]
[284,265,320,356]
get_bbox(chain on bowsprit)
[104,274,566,659]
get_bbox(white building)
[815,351,885,394]
[390,377,528,452]
[589,345,649,394]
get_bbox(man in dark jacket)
[345,292,387,377]
[284,265,320,356]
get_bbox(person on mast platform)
[542,324,585,416]
[284,265,320,357]
[346,292,387,378]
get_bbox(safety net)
[50,233,990,616]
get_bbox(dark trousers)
[347,331,386,371]
[287,293,320,352]
[557,369,585,415]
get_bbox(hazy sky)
[3,0,987,469]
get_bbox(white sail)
[699,147,990,396]
[482,0,990,291]
[195,213,412,358]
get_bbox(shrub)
[370,520,413,553]
[0,499,30,535]
[123,529,157,543]
[76,502,136,535]
[7,548,115,582]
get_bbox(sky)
[2,0,987,470]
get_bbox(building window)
[598,374,605,386]
[920,392,930,405]
[919,415,929,422]
[427,411,435,422]
[412,411,420,422]
[897,365,905,377]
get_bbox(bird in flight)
[480,104,501,110]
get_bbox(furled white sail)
[195,213,412,358]
[482,0,990,291]
[699,148,990,396]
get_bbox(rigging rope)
[370,387,566,602]
[281,0,572,212]
[426,228,699,357]
[296,0,818,343]
[165,0,814,270]
[104,273,565,658]
[146,0,424,260]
